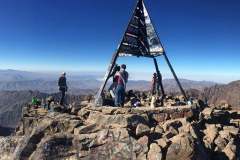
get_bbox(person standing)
[108,65,121,98]
[58,72,68,105]
[115,64,128,107]
[151,73,157,95]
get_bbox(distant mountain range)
[200,80,240,109]
[0,69,219,129]
[0,69,217,94]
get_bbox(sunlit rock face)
[0,95,239,160]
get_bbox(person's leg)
[62,91,65,105]
[115,86,120,107]
[121,87,125,107]
[60,90,65,105]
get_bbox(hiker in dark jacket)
[58,72,67,105]
[115,64,129,107]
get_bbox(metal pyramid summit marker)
[94,0,187,106]
[118,0,164,57]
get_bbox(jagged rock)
[101,107,118,114]
[202,107,213,119]
[147,143,162,160]
[67,119,83,133]
[29,133,75,160]
[223,140,236,160]
[214,135,228,150]
[74,124,99,135]
[86,136,138,160]
[178,122,197,139]
[3,95,240,160]
[162,118,185,132]
[80,100,90,107]
[217,100,232,110]
[162,128,177,139]
[77,107,91,119]
[166,133,205,160]
[13,119,55,159]
[70,102,82,114]
[136,136,149,160]
[223,126,239,136]
[161,119,186,139]
[114,108,132,114]
[151,113,168,123]
[230,119,240,127]
[156,138,168,149]
[154,126,164,135]
[0,136,22,160]
[86,112,148,128]
[219,126,239,141]
[203,124,218,149]
[136,123,150,136]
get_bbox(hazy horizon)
[0,68,239,84]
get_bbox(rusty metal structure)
[95,0,187,106]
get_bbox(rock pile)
[0,97,239,160]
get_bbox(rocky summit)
[0,97,240,160]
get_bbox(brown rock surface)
[1,96,240,160]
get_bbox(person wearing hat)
[115,64,129,107]
[58,72,68,105]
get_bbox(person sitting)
[115,64,128,107]
[31,97,41,109]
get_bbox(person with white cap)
[58,72,68,105]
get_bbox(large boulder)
[201,107,213,119]
[166,133,207,160]
[223,140,237,160]
[29,133,75,160]
[203,124,219,149]
[86,112,149,129]
[136,136,149,160]
[136,123,151,137]
[219,126,239,141]
[147,143,162,160]
[214,135,228,151]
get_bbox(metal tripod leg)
[153,58,165,106]
[94,52,119,106]
[163,53,187,101]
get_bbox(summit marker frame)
[95,0,187,106]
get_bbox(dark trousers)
[60,90,65,105]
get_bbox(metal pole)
[95,0,142,106]
[143,1,187,101]
[94,52,119,106]
[163,53,187,100]
[153,58,165,96]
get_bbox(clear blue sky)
[0,0,239,82]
